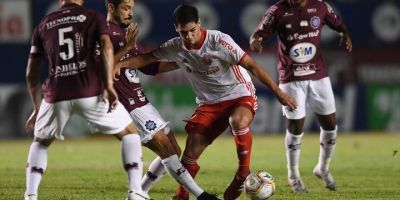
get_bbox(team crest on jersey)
[202,54,213,65]
[310,16,320,29]
[145,120,157,131]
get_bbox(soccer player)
[249,0,352,193]
[114,4,297,200]
[104,1,219,200]
[24,0,146,199]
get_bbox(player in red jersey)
[104,1,219,200]
[114,4,297,200]
[250,0,352,193]
[24,0,146,199]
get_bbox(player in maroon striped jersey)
[250,0,352,193]
[104,1,219,200]
[24,0,145,199]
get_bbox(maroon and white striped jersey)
[153,29,256,105]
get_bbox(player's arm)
[25,55,43,132]
[337,23,352,52]
[114,51,159,77]
[239,54,297,110]
[158,62,179,73]
[250,5,277,53]
[100,34,118,113]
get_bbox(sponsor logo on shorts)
[145,120,157,131]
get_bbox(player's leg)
[146,130,213,199]
[78,96,146,199]
[25,100,70,200]
[280,81,308,193]
[141,129,177,193]
[172,132,210,200]
[309,77,337,191]
[224,97,256,200]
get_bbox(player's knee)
[229,118,250,129]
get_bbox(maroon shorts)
[185,96,257,144]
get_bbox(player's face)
[175,21,201,47]
[113,0,134,28]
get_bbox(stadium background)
[0,0,399,138]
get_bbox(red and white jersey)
[153,29,256,105]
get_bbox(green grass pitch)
[1,133,399,199]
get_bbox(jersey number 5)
[58,27,74,60]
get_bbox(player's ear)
[107,3,115,13]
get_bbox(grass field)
[1,133,399,200]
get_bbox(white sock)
[25,142,48,197]
[285,130,303,179]
[121,134,143,193]
[161,154,204,197]
[317,126,337,172]
[141,156,166,193]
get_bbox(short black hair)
[173,4,199,25]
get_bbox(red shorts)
[185,96,257,144]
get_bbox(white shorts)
[279,77,336,119]
[34,96,132,140]
[129,103,169,144]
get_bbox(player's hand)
[340,33,352,52]
[276,90,297,111]
[125,23,139,50]
[25,110,38,133]
[102,86,119,113]
[250,35,263,54]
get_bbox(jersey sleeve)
[216,33,246,64]
[323,2,343,31]
[29,26,44,58]
[152,38,178,61]
[254,5,278,38]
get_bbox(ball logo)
[289,42,316,63]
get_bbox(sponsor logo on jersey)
[289,42,316,63]
[46,15,87,29]
[310,16,320,29]
[307,8,317,13]
[128,98,135,105]
[286,30,319,41]
[145,120,157,131]
[185,66,220,76]
[300,20,309,27]
[218,39,237,54]
[293,63,317,76]
[285,24,292,29]
[51,61,87,78]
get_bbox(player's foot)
[126,190,151,200]
[313,167,337,191]
[24,194,37,200]
[197,192,220,200]
[223,173,247,200]
[288,177,308,193]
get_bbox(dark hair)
[105,0,123,8]
[173,4,199,25]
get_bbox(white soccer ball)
[244,171,275,200]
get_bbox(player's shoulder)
[207,29,231,41]
[161,37,182,49]
[267,0,286,15]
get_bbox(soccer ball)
[244,171,276,200]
